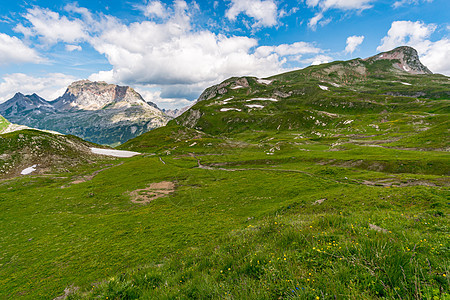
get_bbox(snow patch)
[257,79,273,85]
[222,97,234,103]
[246,104,264,109]
[246,98,278,102]
[231,85,244,89]
[21,165,37,175]
[403,65,410,72]
[343,120,354,125]
[220,108,241,112]
[330,82,340,87]
[319,85,329,91]
[400,82,412,86]
[90,148,140,158]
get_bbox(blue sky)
[0,0,449,109]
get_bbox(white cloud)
[11,3,329,107]
[15,7,87,45]
[137,88,192,109]
[377,21,436,53]
[65,44,82,51]
[301,54,333,65]
[377,21,450,75]
[419,39,450,75]
[0,33,44,65]
[345,35,364,53]
[226,0,278,28]
[392,0,433,8]
[146,1,167,18]
[134,1,168,18]
[0,73,77,102]
[306,0,374,11]
[88,2,310,91]
[308,13,323,30]
[255,42,322,57]
[306,0,374,29]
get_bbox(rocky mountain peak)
[365,46,432,74]
[53,80,153,111]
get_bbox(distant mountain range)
[0,80,171,146]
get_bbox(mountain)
[165,46,448,145]
[162,105,192,118]
[0,92,56,117]
[0,80,171,146]
[1,46,449,299]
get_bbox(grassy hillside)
[0,114,10,132]
[0,129,111,178]
[0,49,448,299]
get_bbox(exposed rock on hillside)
[364,46,432,74]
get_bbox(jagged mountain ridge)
[0,80,171,146]
[0,93,56,116]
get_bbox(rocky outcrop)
[51,80,151,111]
[365,46,432,74]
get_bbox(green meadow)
[1,49,449,299]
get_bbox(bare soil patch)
[129,181,175,204]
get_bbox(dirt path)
[193,155,444,187]
[61,163,124,188]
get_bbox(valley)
[0,46,448,299]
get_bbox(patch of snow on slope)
[220,108,241,112]
[257,79,273,85]
[90,148,140,158]
[330,82,340,87]
[231,86,244,89]
[400,82,412,86]
[222,97,234,103]
[246,104,264,109]
[319,85,329,91]
[21,165,37,175]
[246,98,278,102]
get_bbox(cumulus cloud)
[345,35,364,53]
[12,2,329,107]
[88,2,325,97]
[255,42,322,57]
[377,21,436,53]
[0,73,78,102]
[0,33,44,65]
[377,21,450,75]
[140,1,168,18]
[226,0,278,28]
[137,88,192,109]
[14,7,87,45]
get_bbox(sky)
[0,0,449,109]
